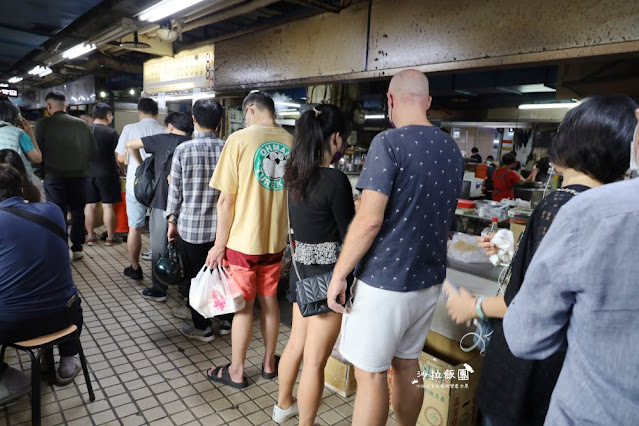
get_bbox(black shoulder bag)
[287,192,334,317]
[0,206,67,242]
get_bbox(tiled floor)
[0,230,396,426]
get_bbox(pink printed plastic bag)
[189,265,245,318]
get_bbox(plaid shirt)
[166,132,224,244]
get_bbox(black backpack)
[134,151,172,207]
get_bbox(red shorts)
[225,248,284,301]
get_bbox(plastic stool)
[0,325,94,426]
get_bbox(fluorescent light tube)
[275,101,301,108]
[139,0,206,22]
[518,102,579,110]
[63,43,97,59]
[365,114,386,120]
[28,66,52,77]
[279,111,300,117]
[8,77,22,84]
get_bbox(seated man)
[0,164,84,404]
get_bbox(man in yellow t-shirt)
[205,92,293,388]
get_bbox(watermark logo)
[414,363,474,389]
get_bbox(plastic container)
[464,177,484,198]
[457,199,476,209]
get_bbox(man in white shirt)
[114,98,164,280]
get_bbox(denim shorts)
[125,191,148,228]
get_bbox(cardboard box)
[509,222,526,244]
[388,332,483,426]
[324,354,357,397]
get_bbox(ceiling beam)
[284,0,343,13]
[0,23,54,38]
[177,2,323,50]
[181,0,280,33]
[0,39,44,50]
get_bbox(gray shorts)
[339,279,442,373]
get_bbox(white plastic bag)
[189,265,246,318]
[447,232,492,264]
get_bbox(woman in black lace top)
[273,104,354,425]
[444,96,637,426]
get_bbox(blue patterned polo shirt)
[355,125,464,292]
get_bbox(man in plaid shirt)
[166,98,232,341]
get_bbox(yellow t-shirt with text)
[210,125,293,255]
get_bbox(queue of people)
[0,70,638,426]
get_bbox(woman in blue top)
[0,98,42,183]
[274,104,354,425]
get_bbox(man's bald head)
[387,69,432,128]
[388,69,430,100]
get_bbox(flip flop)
[262,355,280,380]
[0,367,30,405]
[206,364,248,389]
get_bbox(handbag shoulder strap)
[0,206,66,242]
[286,191,302,281]
[150,149,173,193]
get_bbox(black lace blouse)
[476,185,590,426]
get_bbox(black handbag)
[295,271,333,317]
[287,192,333,317]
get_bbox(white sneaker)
[172,305,190,320]
[72,251,84,261]
[141,250,152,261]
[272,401,298,424]
[180,325,215,342]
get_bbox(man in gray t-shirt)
[114,98,164,281]
[328,69,463,426]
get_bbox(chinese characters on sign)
[414,367,472,389]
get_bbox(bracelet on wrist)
[475,296,487,321]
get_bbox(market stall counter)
[429,258,505,342]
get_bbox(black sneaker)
[142,288,167,302]
[123,265,143,280]
[219,320,232,335]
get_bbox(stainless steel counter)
[429,258,505,342]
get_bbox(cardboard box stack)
[388,332,484,426]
